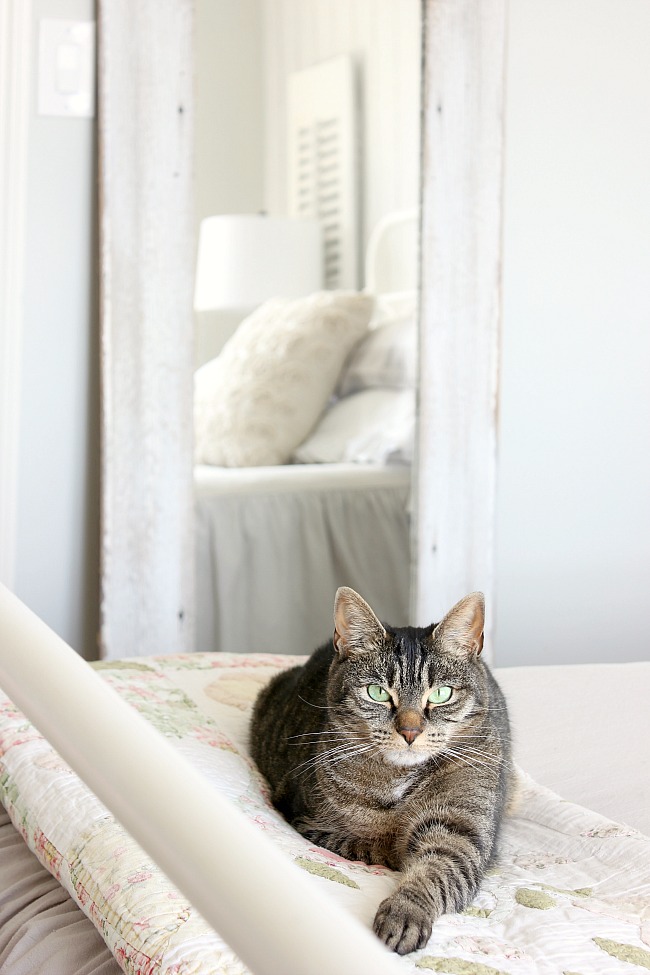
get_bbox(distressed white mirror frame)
[98,0,195,659]
[415,0,507,655]
[98,0,506,661]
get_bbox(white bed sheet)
[194,461,411,495]
[497,661,650,835]
[194,463,412,657]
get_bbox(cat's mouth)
[382,747,431,767]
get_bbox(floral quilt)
[1,652,649,975]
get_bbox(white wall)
[13,0,99,659]
[194,0,264,365]
[194,0,264,228]
[495,0,650,665]
[261,0,421,251]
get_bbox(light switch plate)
[38,19,96,118]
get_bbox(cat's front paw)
[373,891,433,955]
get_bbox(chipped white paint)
[97,0,195,658]
[415,0,507,659]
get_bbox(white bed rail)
[0,585,400,975]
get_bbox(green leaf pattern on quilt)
[295,856,360,888]
[514,888,556,910]
[416,957,508,974]
[593,938,650,970]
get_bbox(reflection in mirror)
[191,0,422,654]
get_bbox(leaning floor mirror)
[98,0,504,662]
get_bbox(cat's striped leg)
[295,818,388,865]
[373,808,490,954]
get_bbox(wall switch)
[38,20,95,118]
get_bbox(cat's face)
[327,589,487,767]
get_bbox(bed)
[192,213,418,655]
[1,587,649,975]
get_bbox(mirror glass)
[190,0,422,655]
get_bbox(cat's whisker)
[449,735,491,742]
[323,742,376,767]
[297,695,330,710]
[451,750,512,777]
[457,746,509,769]
[289,738,368,748]
[324,750,378,777]
[444,754,490,776]
[450,735,501,765]
[441,746,499,775]
[300,740,378,777]
[328,745,373,768]
[287,730,341,738]
[287,728,368,741]
[436,749,464,771]
[287,730,367,741]
[454,742,514,770]
[291,739,373,776]
[447,742,497,761]
[308,740,365,760]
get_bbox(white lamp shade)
[194,214,323,312]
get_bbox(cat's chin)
[383,749,431,767]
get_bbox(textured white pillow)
[337,292,417,396]
[293,388,415,466]
[194,291,373,467]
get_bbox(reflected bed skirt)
[194,463,412,655]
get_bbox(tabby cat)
[250,587,512,955]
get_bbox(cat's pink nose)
[396,708,424,745]
[399,727,422,745]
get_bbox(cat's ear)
[333,587,385,658]
[433,592,485,657]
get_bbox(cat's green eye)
[367,684,391,703]
[428,685,453,705]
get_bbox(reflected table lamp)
[193,214,323,362]
[194,214,323,315]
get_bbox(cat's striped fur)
[250,588,512,955]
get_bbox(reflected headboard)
[364,208,419,295]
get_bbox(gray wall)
[14,0,99,659]
[494,0,650,665]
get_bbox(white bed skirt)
[194,463,412,655]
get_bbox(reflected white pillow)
[293,388,415,466]
[194,291,373,467]
[337,292,417,396]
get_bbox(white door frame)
[0,0,31,588]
